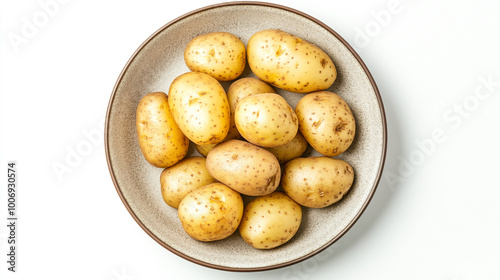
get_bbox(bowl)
[105,1,387,271]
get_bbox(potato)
[178,183,244,241]
[184,32,246,81]
[194,143,216,157]
[206,140,280,196]
[281,157,354,208]
[160,157,217,208]
[136,92,189,168]
[194,78,276,156]
[239,192,302,249]
[226,77,275,140]
[234,93,298,148]
[264,131,308,164]
[168,72,230,145]
[295,91,355,157]
[247,29,336,93]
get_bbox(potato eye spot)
[312,118,324,128]
[320,58,328,68]
[274,44,285,57]
[188,97,199,105]
[334,119,348,134]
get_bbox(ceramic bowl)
[105,1,387,271]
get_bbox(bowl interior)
[106,2,386,271]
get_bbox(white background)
[1,0,499,279]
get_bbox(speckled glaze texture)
[105,2,386,271]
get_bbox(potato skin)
[235,93,298,148]
[247,29,336,93]
[194,143,216,157]
[206,140,280,196]
[168,72,230,145]
[264,131,308,164]
[239,192,302,249]
[295,91,355,157]
[226,77,275,140]
[178,183,244,241]
[136,92,189,168]
[160,157,217,208]
[184,32,246,81]
[282,157,354,208]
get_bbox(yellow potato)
[178,183,244,241]
[295,91,355,156]
[226,77,275,140]
[184,32,246,81]
[168,72,230,145]
[194,143,216,157]
[136,92,189,168]
[235,93,298,148]
[264,131,308,164]
[160,157,217,208]
[206,140,280,196]
[239,192,302,249]
[247,29,336,93]
[281,157,354,208]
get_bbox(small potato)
[136,92,189,168]
[194,143,216,157]
[226,77,275,140]
[184,32,246,81]
[264,131,308,164]
[282,157,354,208]
[239,192,302,249]
[160,157,217,208]
[235,93,298,148]
[178,183,244,241]
[295,91,355,157]
[247,29,336,93]
[168,72,230,145]
[206,140,280,196]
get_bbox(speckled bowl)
[105,1,387,271]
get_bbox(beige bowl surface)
[105,1,387,271]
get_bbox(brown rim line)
[104,1,387,272]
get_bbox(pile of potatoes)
[136,29,356,250]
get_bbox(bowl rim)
[104,0,387,272]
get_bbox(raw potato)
[168,72,230,145]
[264,131,308,164]
[160,157,217,208]
[247,29,336,93]
[136,92,189,168]
[194,143,216,157]
[239,192,302,249]
[282,157,354,208]
[184,32,246,81]
[226,77,275,140]
[178,183,244,241]
[295,91,355,157]
[206,140,280,196]
[235,93,298,148]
